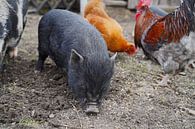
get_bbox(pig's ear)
[70,49,84,65]
[110,52,117,62]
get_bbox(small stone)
[179,72,186,76]
[49,113,55,118]
[192,91,195,97]
[11,122,16,125]
[31,110,35,117]
[185,108,195,116]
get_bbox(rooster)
[135,0,195,74]
[84,0,136,55]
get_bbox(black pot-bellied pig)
[0,0,28,72]
[36,9,116,114]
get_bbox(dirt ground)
[0,7,195,129]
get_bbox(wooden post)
[127,0,160,9]
[153,0,160,5]
[80,0,88,16]
[106,0,127,7]
[127,0,138,9]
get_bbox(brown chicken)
[135,0,195,73]
[84,0,136,55]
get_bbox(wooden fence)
[127,0,180,10]
[28,0,80,14]
[28,0,180,14]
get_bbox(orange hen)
[84,0,136,55]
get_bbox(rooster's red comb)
[137,0,152,9]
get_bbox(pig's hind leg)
[35,27,51,72]
[8,47,18,58]
[36,51,48,72]
[0,39,6,72]
[6,39,20,60]
[8,21,27,59]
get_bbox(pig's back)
[39,9,109,69]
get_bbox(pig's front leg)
[0,38,6,72]
[0,39,4,58]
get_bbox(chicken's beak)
[125,44,137,56]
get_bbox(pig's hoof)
[34,70,41,74]
[185,60,195,73]
[188,60,195,69]
[35,65,43,73]
[9,47,18,58]
[85,104,99,115]
[0,64,5,73]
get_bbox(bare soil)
[0,7,195,129]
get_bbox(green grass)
[19,118,40,127]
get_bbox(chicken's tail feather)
[151,0,195,43]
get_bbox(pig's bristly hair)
[83,53,114,89]
[0,0,9,29]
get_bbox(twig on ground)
[70,102,83,129]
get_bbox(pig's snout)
[85,102,99,114]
